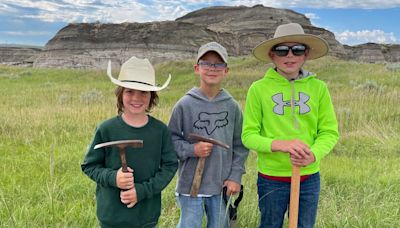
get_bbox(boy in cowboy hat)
[242,23,339,227]
[168,41,249,228]
[81,56,178,228]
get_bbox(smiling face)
[115,86,158,115]
[269,42,309,80]
[194,51,229,88]
[122,88,151,117]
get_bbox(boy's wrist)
[271,140,283,152]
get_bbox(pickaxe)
[289,165,300,228]
[94,139,144,173]
[188,133,230,197]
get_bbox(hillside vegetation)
[0,56,399,227]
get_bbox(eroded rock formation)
[33,5,345,69]
[1,5,398,68]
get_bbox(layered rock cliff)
[0,46,42,66]
[2,5,397,69]
[343,43,400,63]
[33,5,345,69]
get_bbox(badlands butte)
[1,5,400,69]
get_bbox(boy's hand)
[223,180,241,195]
[291,152,316,167]
[194,142,214,158]
[116,167,134,190]
[271,139,311,159]
[120,187,138,208]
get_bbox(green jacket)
[81,115,178,228]
[242,68,339,176]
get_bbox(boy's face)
[122,88,151,117]
[194,51,229,87]
[269,42,309,79]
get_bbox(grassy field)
[0,56,399,227]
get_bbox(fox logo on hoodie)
[194,112,228,135]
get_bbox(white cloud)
[0,3,14,13]
[148,5,190,21]
[61,0,97,6]
[0,0,149,23]
[5,0,63,11]
[335,29,397,45]
[304,12,319,20]
[227,0,400,9]
[2,31,53,36]
[2,0,400,23]
[11,1,149,23]
[1,0,400,46]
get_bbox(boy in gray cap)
[168,42,249,228]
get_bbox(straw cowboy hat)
[253,23,329,62]
[107,56,171,91]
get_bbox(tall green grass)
[0,56,399,227]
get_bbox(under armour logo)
[193,112,228,135]
[272,92,310,115]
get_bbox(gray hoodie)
[168,87,249,195]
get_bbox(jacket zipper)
[290,79,299,129]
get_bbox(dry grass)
[1,56,399,227]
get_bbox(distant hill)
[33,5,346,69]
[0,45,42,66]
[0,44,43,49]
[1,5,399,68]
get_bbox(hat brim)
[107,61,170,91]
[252,34,329,62]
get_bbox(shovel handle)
[190,157,206,197]
[289,165,300,228]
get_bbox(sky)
[0,0,399,47]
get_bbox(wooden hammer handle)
[289,165,300,228]
[118,147,128,173]
[190,157,206,197]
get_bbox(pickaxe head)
[187,133,229,197]
[187,133,230,150]
[94,139,143,172]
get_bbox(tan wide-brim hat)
[107,56,171,91]
[253,23,329,62]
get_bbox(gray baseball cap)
[196,41,228,63]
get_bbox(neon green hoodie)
[242,68,339,176]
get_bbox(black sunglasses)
[271,44,308,57]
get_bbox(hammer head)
[188,133,230,150]
[94,139,143,150]
[94,139,143,173]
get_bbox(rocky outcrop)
[33,5,345,69]
[343,43,400,63]
[0,46,42,66]
[2,5,398,69]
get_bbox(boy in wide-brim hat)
[242,23,339,227]
[81,56,178,228]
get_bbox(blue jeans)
[257,172,320,228]
[176,194,229,228]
